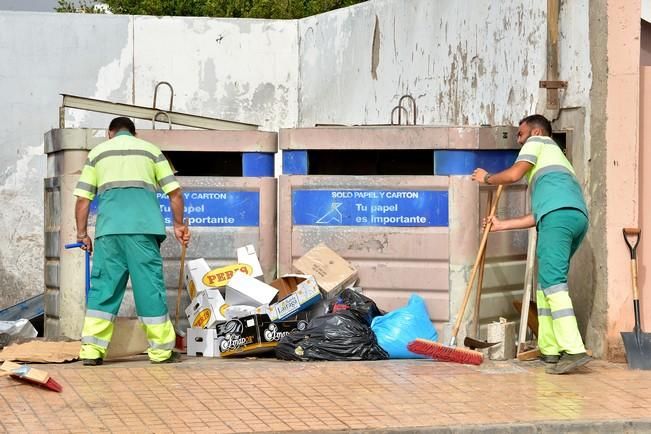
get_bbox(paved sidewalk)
[1,356,650,433]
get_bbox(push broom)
[408,185,504,365]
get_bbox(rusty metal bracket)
[540,80,567,110]
[539,80,568,89]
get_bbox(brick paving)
[1,356,651,433]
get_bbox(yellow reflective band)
[90,149,160,166]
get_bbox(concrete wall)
[297,0,591,127]
[0,11,297,309]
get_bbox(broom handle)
[174,220,188,328]
[472,190,494,336]
[451,184,504,345]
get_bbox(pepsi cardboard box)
[215,314,307,357]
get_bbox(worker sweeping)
[471,114,591,374]
[73,117,190,365]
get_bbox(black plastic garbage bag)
[275,311,389,361]
[327,288,383,325]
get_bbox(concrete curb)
[304,419,651,434]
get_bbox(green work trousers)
[536,208,588,356]
[79,234,175,362]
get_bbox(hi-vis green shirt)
[73,131,180,238]
[516,136,588,224]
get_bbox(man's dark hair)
[519,114,552,136]
[108,117,136,135]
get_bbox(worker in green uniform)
[74,117,190,365]
[471,114,591,374]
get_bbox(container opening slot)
[307,149,434,175]
[164,151,243,177]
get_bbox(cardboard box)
[185,258,212,299]
[203,263,254,288]
[215,314,307,357]
[185,289,227,328]
[293,243,358,294]
[237,244,264,279]
[187,328,218,357]
[225,271,278,307]
[265,274,322,321]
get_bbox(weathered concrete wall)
[297,0,591,127]
[0,12,133,310]
[0,11,297,310]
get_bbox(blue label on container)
[90,191,260,227]
[292,190,448,227]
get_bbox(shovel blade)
[621,331,651,370]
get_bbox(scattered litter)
[1,361,62,392]
[371,294,438,359]
[265,274,322,321]
[0,339,80,363]
[225,271,278,307]
[0,319,37,349]
[275,310,388,361]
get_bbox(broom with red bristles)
[408,185,504,365]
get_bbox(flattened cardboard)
[0,340,81,363]
[293,243,358,294]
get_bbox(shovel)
[621,228,651,370]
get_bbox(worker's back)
[74,131,179,239]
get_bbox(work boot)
[538,354,561,364]
[82,358,103,366]
[151,351,182,364]
[545,352,592,374]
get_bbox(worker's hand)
[174,222,191,247]
[471,168,489,184]
[482,216,506,232]
[78,235,93,253]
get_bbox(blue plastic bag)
[370,294,438,359]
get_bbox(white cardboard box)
[185,258,212,299]
[225,271,278,307]
[237,244,264,279]
[266,274,322,321]
[187,328,219,357]
[185,289,227,328]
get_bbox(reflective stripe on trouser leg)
[543,284,586,355]
[79,315,114,360]
[139,314,176,362]
[536,289,560,356]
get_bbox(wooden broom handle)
[451,184,504,341]
[174,219,188,328]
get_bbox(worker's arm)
[484,214,535,231]
[168,188,190,247]
[75,197,93,253]
[471,161,532,185]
